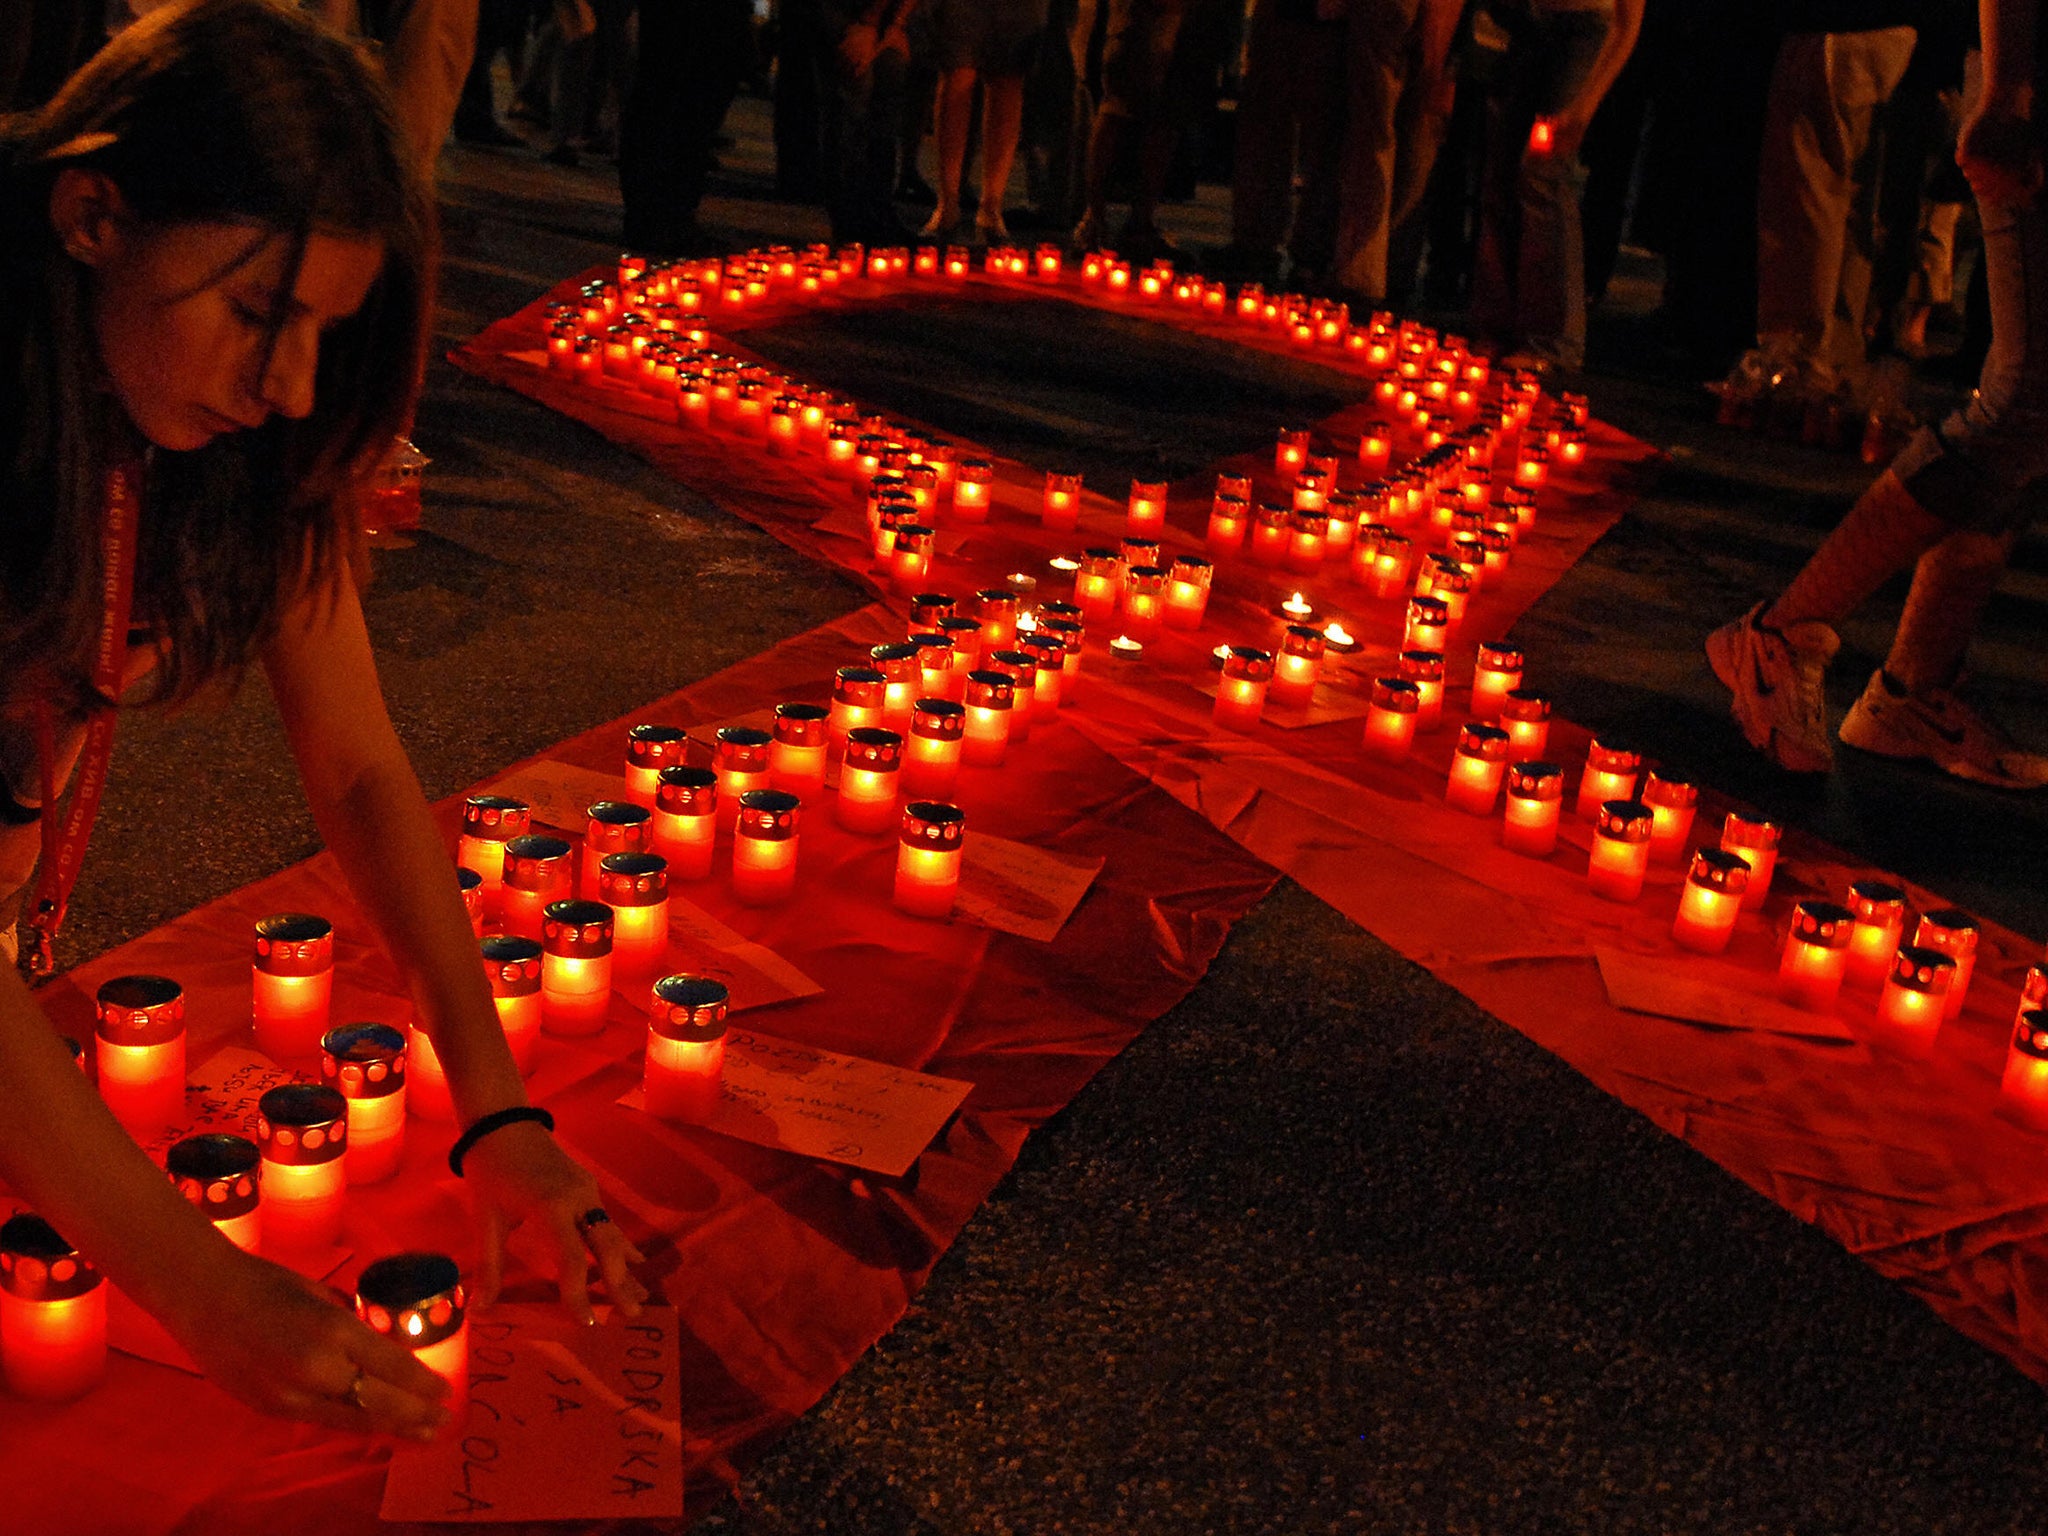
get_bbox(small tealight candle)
[0,1214,105,1401]
[1043,470,1082,530]
[1778,900,1854,1012]
[1641,773,1699,866]
[247,912,340,1067]
[457,795,532,916]
[1586,800,1654,903]
[732,790,802,905]
[895,801,967,919]
[1875,945,1954,1057]
[1914,909,1980,1020]
[1075,550,1125,627]
[355,1253,468,1426]
[904,698,968,798]
[1502,761,1564,856]
[319,1023,407,1185]
[713,727,773,831]
[1500,691,1551,758]
[1404,596,1449,654]
[651,766,717,881]
[953,458,993,522]
[645,975,729,1122]
[770,702,832,799]
[1275,427,1311,474]
[540,899,614,1038]
[1671,848,1750,955]
[256,1083,349,1252]
[837,728,904,833]
[961,670,1016,765]
[1127,479,1168,535]
[1399,650,1445,732]
[1363,678,1421,762]
[94,974,185,1132]
[1575,739,1641,821]
[1844,880,1908,989]
[168,1133,262,1253]
[1250,503,1293,567]
[1207,493,1249,556]
[599,852,670,986]
[1214,647,1274,732]
[501,834,574,942]
[1719,812,1782,911]
[582,800,652,900]
[1470,644,1523,721]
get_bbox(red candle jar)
[1249,502,1292,567]
[1399,650,1445,732]
[1502,761,1565,856]
[1368,533,1413,599]
[1470,643,1523,721]
[1446,723,1512,814]
[909,592,956,630]
[891,524,935,592]
[1040,616,1086,694]
[645,974,729,1123]
[953,458,993,522]
[1354,683,1417,767]
[970,588,1018,653]
[1292,470,1329,517]
[830,665,889,754]
[1285,509,1328,575]
[1575,740,1641,821]
[1845,879,1908,989]
[458,867,484,937]
[355,1253,468,1427]
[0,1214,105,1402]
[1127,479,1168,536]
[1325,490,1363,555]
[168,1133,262,1253]
[1358,423,1392,477]
[501,834,574,943]
[249,911,334,1064]
[825,420,859,471]
[472,934,545,1082]
[652,766,718,881]
[1214,647,1274,732]
[1671,848,1750,954]
[713,726,773,833]
[1587,800,1654,902]
[1117,565,1169,644]
[2000,1006,2048,1128]
[1778,899,1854,1012]
[837,728,904,833]
[540,899,614,1038]
[1119,536,1160,572]
[904,698,967,798]
[1270,625,1327,710]
[1020,634,1067,717]
[319,1022,407,1186]
[1207,493,1249,556]
[1719,812,1782,912]
[1429,560,1475,623]
[599,851,670,986]
[1404,596,1449,654]
[732,790,801,905]
[1641,773,1699,865]
[1876,945,1954,1057]
[1041,469,1084,529]
[1914,909,1980,1020]
[1216,471,1253,504]
[625,723,689,809]
[770,702,831,799]
[1500,691,1551,758]
[94,974,185,1132]
[1157,556,1214,632]
[961,671,1017,766]
[457,794,532,914]
[256,1083,349,1252]
[895,801,967,919]
[1516,444,1550,489]
[2019,964,2048,1028]
[582,800,652,901]
[1479,527,1513,578]
[1075,550,1125,628]
[1275,427,1311,474]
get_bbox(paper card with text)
[663,896,823,1013]
[480,759,632,833]
[1595,947,1859,1042]
[380,1305,688,1523]
[955,832,1103,943]
[621,1028,973,1177]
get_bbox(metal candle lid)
[461,794,531,841]
[502,834,573,889]
[901,801,966,849]
[935,616,983,647]
[95,974,185,1045]
[656,766,718,815]
[1891,945,1956,994]
[912,699,967,740]
[974,589,1019,620]
[625,724,689,771]
[987,650,1038,687]
[320,1023,408,1101]
[650,975,730,1043]
[542,899,615,958]
[1724,812,1782,850]
[0,1214,101,1301]
[773,703,830,747]
[1642,773,1699,810]
[1477,642,1524,673]
[598,851,668,907]
[1020,634,1065,670]
[1506,761,1563,799]
[1398,650,1444,683]
[843,728,904,771]
[585,800,652,853]
[869,642,920,678]
[355,1252,466,1350]
[256,1084,349,1165]
[2013,1008,2048,1062]
[1586,739,1641,775]
[481,935,544,995]
[1596,801,1654,842]
[1848,880,1906,920]
[1281,624,1326,659]
[1370,677,1420,713]
[833,666,887,707]
[909,593,957,626]
[713,727,772,772]
[1686,847,1751,896]
[964,671,1015,709]
[168,1133,261,1220]
[1789,900,1855,948]
[1455,723,1511,763]
[1916,908,1980,957]
[737,789,802,840]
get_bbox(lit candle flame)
[1323,622,1353,646]
[1281,592,1313,618]
[1212,644,1232,662]
[1048,555,1080,573]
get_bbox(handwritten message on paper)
[623,1029,973,1177]
[1595,947,1859,1042]
[664,895,822,1013]
[381,1305,687,1523]
[956,832,1103,943]
[481,759,633,832]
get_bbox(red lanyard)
[22,464,141,978]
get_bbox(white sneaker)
[1838,670,2048,789]
[1705,602,1840,773]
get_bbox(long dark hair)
[0,0,434,710]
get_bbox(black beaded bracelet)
[447,1105,556,1178]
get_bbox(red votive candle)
[895,801,967,919]
[1719,812,1782,911]
[1040,614,1085,693]
[1430,560,1475,624]
[599,852,670,987]
[961,671,1016,766]
[474,934,545,1080]
[2019,964,2048,1029]
[168,1133,262,1253]
[837,728,904,833]
[457,794,532,916]
[652,766,717,881]
[1576,740,1641,822]
[1250,502,1292,567]
[501,834,574,942]
[1358,423,1393,477]
[1845,880,1909,989]
[1914,909,1980,1020]
[582,800,652,901]
[1671,848,1750,954]
[1641,773,1699,866]
[1117,566,1169,644]
[977,650,1036,746]
[1446,724,1511,814]
[733,790,802,905]
[1399,650,1445,732]
[1270,625,1327,710]
[972,588,1020,653]
[1156,556,1213,631]
[624,724,689,810]
[355,1253,467,1427]
[953,458,993,522]
[770,703,831,800]
[910,633,956,700]
[830,665,889,753]
[1214,647,1274,732]
[94,974,185,1132]
[458,867,484,937]
[935,617,984,692]
[1404,596,1449,654]
[714,727,773,832]
[1275,427,1311,474]
[1364,677,1421,761]
[1286,508,1328,576]
[1207,493,1249,556]
[645,975,729,1123]
[1876,945,1954,1057]
[1470,644,1523,721]
[1293,467,1331,517]
[1587,800,1655,902]
[1502,761,1564,856]
[1074,550,1124,628]
[0,1214,105,1401]
[1500,691,1551,759]
[540,899,614,1038]
[257,1083,348,1252]
[909,592,957,631]
[1999,1007,2048,1128]
[251,914,333,1064]
[1043,470,1082,530]
[1021,634,1067,717]
[892,524,935,592]
[1778,899,1854,1012]
[1127,479,1168,536]
[904,698,967,798]
[319,1023,407,1186]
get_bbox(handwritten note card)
[1595,947,1859,1042]
[956,832,1102,943]
[381,1305,686,1523]
[481,759,632,833]
[664,896,822,1013]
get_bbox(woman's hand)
[461,1120,648,1325]
[164,1244,451,1438]
[1958,101,2042,208]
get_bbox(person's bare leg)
[1882,527,2020,694]
[922,66,977,237]
[1073,106,1125,246]
[1123,120,1176,241]
[1763,469,1949,631]
[978,73,1026,238]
